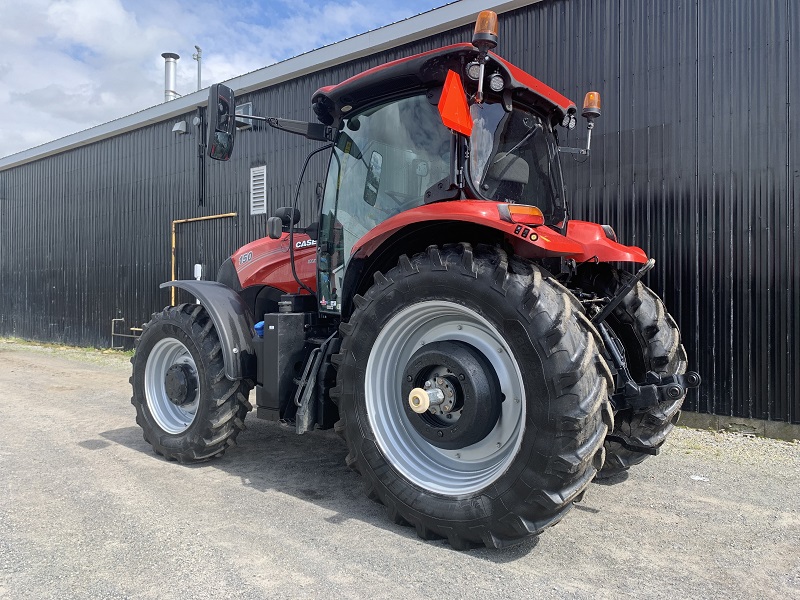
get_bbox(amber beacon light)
[471,11,499,103]
[582,91,601,120]
[473,10,499,49]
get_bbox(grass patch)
[0,337,134,364]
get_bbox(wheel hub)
[402,340,501,450]
[365,300,526,495]
[164,363,198,407]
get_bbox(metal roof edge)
[0,0,535,172]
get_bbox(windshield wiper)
[495,123,541,162]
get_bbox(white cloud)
[0,0,447,158]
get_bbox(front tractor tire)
[333,244,614,549]
[577,265,688,477]
[130,304,252,462]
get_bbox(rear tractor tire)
[333,244,614,549]
[130,304,252,462]
[576,265,688,478]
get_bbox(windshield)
[469,102,564,220]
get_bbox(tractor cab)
[310,38,578,313]
[203,15,614,318]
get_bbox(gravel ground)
[0,340,798,599]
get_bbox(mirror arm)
[558,120,594,155]
[231,113,334,141]
[264,117,335,141]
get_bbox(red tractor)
[131,11,699,549]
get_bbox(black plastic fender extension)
[160,280,256,382]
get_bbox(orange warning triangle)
[438,70,473,137]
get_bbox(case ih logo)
[295,239,317,249]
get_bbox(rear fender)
[160,280,256,382]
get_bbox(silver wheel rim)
[365,301,526,496]
[144,338,199,434]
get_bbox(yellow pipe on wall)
[170,212,238,305]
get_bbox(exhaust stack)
[161,52,180,102]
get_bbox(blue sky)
[0,0,452,158]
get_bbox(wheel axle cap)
[164,363,198,406]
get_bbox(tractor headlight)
[466,62,481,80]
[489,74,504,92]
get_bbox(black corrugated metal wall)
[0,0,797,423]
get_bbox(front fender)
[564,221,648,263]
[160,280,256,382]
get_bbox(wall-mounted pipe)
[170,213,238,305]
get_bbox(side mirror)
[207,83,236,161]
[267,217,283,239]
[274,206,300,227]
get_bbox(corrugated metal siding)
[0,0,796,423]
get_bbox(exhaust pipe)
[161,52,180,102]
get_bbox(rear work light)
[498,204,545,226]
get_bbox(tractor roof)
[312,43,576,127]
